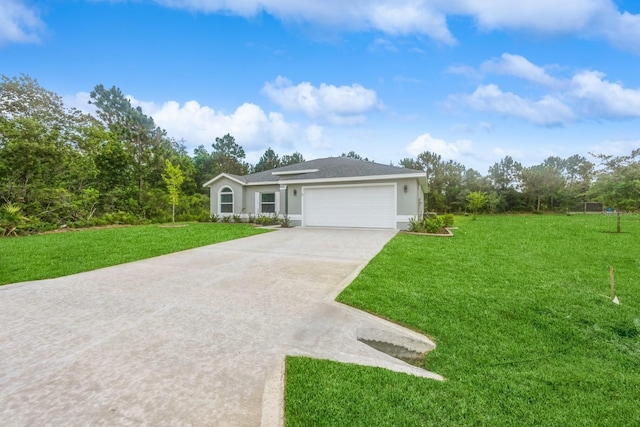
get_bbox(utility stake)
[609,265,616,301]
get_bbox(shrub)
[408,214,450,234]
[25,217,58,234]
[1,203,27,236]
[279,215,293,228]
[256,214,279,226]
[231,214,242,223]
[103,211,142,225]
[220,215,231,223]
[425,216,445,233]
[408,216,423,233]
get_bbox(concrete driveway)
[0,227,441,426]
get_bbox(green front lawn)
[285,214,640,426]
[0,223,268,285]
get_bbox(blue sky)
[2,1,640,172]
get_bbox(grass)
[285,214,640,426]
[0,223,268,285]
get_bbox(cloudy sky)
[2,0,640,172]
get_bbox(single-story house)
[203,157,427,229]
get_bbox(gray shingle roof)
[240,157,423,183]
[203,157,425,187]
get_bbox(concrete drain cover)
[356,327,434,368]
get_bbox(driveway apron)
[0,228,440,426]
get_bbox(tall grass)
[286,214,640,426]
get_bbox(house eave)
[204,170,427,188]
[275,172,426,185]
[202,173,246,187]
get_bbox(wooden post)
[609,266,615,300]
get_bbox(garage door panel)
[303,185,395,229]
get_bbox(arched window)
[219,187,233,214]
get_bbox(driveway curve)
[0,228,440,426]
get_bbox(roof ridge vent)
[272,169,319,176]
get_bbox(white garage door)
[303,185,396,229]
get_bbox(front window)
[261,193,276,213]
[220,187,233,213]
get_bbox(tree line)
[1,74,638,235]
[398,147,639,214]
[0,75,305,235]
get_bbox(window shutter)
[255,192,261,214]
[275,192,280,214]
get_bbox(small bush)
[178,212,212,223]
[1,203,27,236]
[103,211,141,225]
[425,216,445,233]
[408,216,423,233]
[256,214,279,226]
[279,215,293,228]
[231,214,242,223]
[220,215,231,223]
[408,214,450,234]
[19,216,57,235]
[69,217,109,228]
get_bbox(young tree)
[589,148,640,232]
[162,159,184,224]
[467,191,486,219]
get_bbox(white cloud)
[590,7,640,54]
[569,70,640,118]
[365,2,454,44]
[126,97,300,152]
[394,75,421,84]
[453,53,640,125]
[261,76,382,125]
[152,0,456,44]
[0,0,45,45]
[460,84,575,126]
[481,53,562,88]
[448,1,640,52]
[406,133,473,160]
[589,139,640,158]
[305,123,330,149]
[62,91,96,115]
[368,37,399,53]
[5,1,640,52]
[447,64,482,80]
[147,0,640,52]
[451,0,604,33]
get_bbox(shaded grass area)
[0,223,268,285]
[286,215,640,426]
